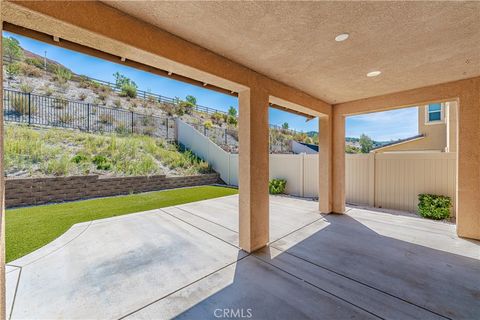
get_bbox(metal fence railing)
[78,75,228,116]
[3,89,176,140]
[4,56,229,117]
[4,56,305,135]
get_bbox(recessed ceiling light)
[367,71,381,77]
[335,33,349,42]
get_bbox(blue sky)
[5,31,418,140]
[347,107,418,142]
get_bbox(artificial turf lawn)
[6,185,238,262]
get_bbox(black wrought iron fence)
[3,89,176,140]
[4,56,230,118]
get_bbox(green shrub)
[227,115,237,126]
[179,101,194,114]
[161,103,175,116]
[269,179,287,194]
[115,123,129,135]
[418,194,451,220]
[98,92,108,102]
[211,112,224,125]
[19,82,33,93]
[78,76,90,89]
[114,72,137,98]
[99,85,111,94]
[113,99,121,108]
[92,155,112,170]
[53,66,72,84]
[25,57,44,69]
[44,86,54,96]
[19,63,42,77]
[203,120,213,129]
[175,104,185,116]
[5,62,21,79]
[147,95,156,104]
[120,83,137,98]
[42,155,72,176]
[71,153,89,164]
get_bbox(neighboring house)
[291,140,318,154]
[372,101,457,153]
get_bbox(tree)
[3,37,24,63]
[282,122,289,130]
[185,95,197,106]
[228,106,237,117]
[359,134,374,153]
[113,72,137,98]
[227,115,237,127]
[345,145,361,154]
[113,72,137,89]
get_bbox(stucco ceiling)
[104,1,480,104]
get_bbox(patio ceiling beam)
[3,1,331,117]
[3,23,238,99]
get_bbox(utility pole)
[44,51,47,76]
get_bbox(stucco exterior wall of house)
[446,101,457,153]
[375,102,457,153]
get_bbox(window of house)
[426,103,443,123]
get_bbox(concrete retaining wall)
[5,173,220,208]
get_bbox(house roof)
[371,134,425,152]
[298,142,319,152]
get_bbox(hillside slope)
[5,124,211,178]
[3,40,322,152]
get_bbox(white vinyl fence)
[177,119,457,214]
[345,152,457,215]
[176,119,318,197]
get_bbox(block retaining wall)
[5,173,220,208]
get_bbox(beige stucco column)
[318,115,332,213]
[457,78,480,239]
[332,109,346,213]
[238,88,270,252]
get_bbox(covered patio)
[1,1,479,318]
[6,195,480,319]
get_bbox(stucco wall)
[417,105,447,150]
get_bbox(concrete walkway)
[6,195,480,319]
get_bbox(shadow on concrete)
[168,212,480,320]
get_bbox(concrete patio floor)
[6,195,480,319]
